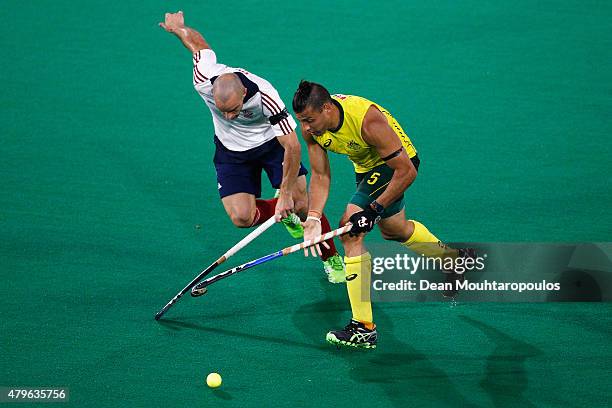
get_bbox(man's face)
[295,104,331,136]
[215,90,245,121]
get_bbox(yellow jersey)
[313,94,417,173]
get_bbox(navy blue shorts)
[213,136,309,198]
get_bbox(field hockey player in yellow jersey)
[292,81,475,349]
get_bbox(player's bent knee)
[379,218,413,242]
[379,227,411,242]
[339,234,364,254]
[229,212,254,228]
[379,230,393,240]
[380,231,407,242]
[293,201,308,221]
[338,217,351,228]
[339,232,363,245]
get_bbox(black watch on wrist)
[369,200,385,215]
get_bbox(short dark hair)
[292,80,332,113]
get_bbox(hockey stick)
[191,223,352,296]
[154,216,277,320]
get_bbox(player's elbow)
[286,139,301,155]
[398,163,417,188]
[281,134,301,156]
[312,169,331,186]
[407,164,417,182]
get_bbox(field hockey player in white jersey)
[159,11,345,281]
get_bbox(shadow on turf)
[289,275,482,408]
[157,318,330,351]
[212,389,232,400]
[294,293,544,407]
[461,316,542,408]
[293,300,480,408]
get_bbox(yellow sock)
[344,252,373,327]
[402,220,459,259]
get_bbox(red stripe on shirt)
[193,68,205,84]
[281,118,292,133]
[262,94,291,133]
[261,97,280,115]
[195,66,208,81]
[281,119,292,134]
[261,92,282,112]
[261,98,277,115]
[194,71,206,84]
[279,120,290,135]
[280,120,290,135]
[261,95,280,114]
[262,99,290,134]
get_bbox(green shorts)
[350,156,420,219]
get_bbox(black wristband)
[370,200,385,215]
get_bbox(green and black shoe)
[326,319,377,349]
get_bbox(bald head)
[213,73,246,111]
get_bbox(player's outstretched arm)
[304,131,331,218]
[159,11,211,53]
[302,129,332,256]
[275,130,301,218]
[361,106,417,209]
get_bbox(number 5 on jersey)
[367,172,381,185]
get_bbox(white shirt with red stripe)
[192,49,296,152]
